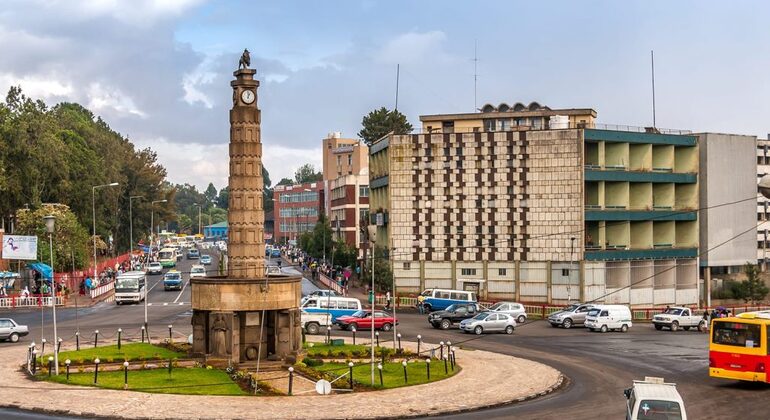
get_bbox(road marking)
[173,279,189,304]
[147,275,164,292]
[147,302,189,306]
[163,302,168,306]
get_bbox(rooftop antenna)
[651,50,656,128]
[394,64,400,112]
[473,40,479,112]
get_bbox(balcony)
[585,247,698,261]
[584,169,696,184]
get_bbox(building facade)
[329,169,370,253]
[757,136,770,267]
[370,106,700,306]
[273,182,324,244]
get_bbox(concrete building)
[203,221,228,239]
[273,182,324,244]
[329,169,370,253]
[322,132,369,181]
[757,136,770,267]
[696,133,757,291]
[370,105,700,306]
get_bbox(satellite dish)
[315,379,332,395]
[760,174,770,199]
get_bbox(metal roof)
[632,381,683,402]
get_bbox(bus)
[115,271,147,305]
[301,296,362,322]
[158,247,177,268]
[709,310,770,383]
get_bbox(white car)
[189,265,207,279]
[585,305,633,333]
[486,301,528,324]
[459,312,516,335]
[145,262,163,275]
[301,310,331,335]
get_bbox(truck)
[301,310,331,335]
[624,376,687,419]
[652,307,706,332]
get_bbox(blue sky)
[1,1,768,190]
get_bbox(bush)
[302,357,324,367]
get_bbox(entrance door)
[463,282,480,297]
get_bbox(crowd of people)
[281,245,353,296]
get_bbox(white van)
[585,304,633,332]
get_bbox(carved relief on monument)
[209,312,232,357]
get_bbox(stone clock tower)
[191,57,303,367]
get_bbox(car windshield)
[149,263,160,268]
[445,304,460,312]
[472,313,489,321]
[192,267,204,273]
[350,311,369,318]
[712,321,762,348]
[587,308,601,316]
[564,304,580,312]
[663,308,683,315]
[421,290,432,297]
[116,278,139,291]
[489,302,505,311]
[636,399,682,420]
[165,273,181,280]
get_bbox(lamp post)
[92,182,119,280]
[43,215,59,375]
[568,236,576,303]
[147,199,167,335]
[193,203,202,235]
[367,224,377,385]
[129,196,144,259]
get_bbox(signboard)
[1,235,38,260]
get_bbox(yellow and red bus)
[709,311,770,382]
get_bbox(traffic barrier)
[0,294,63,308]
[89,281,114,299]
[318,273,344,295]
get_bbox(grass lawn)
[316,360,458,389]
[304,342,412,358]
[45,343,185,365]
[46,367,246,395]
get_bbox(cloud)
[87,82,147,118]
[376,31,448,64]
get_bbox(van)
[301,296,362,322]
[585,304,633,333]
[624,377,687,419]
[420,289,477,312]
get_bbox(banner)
[2,235,38,260]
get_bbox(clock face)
[241,89,255,104]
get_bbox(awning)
[27,262,53,280]
[0,271,20,279]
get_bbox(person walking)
[417,293,425,314]
[385,291,392,311]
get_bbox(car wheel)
[654,324,663,331]
[306,322,320,335]
[505,325,514,335]
[562,318,573,329]
[517,315,526,324]
[9,333,19,343]
[349,323,358,332]
[440,319,451,330]
[600,325,608,333]
[698,321,707,332]
[474,326,483,335]
[550,323,558,328]
[382,323,392,332]
[621,324,628,333]
[683,326,690,331]
[423,305,432,313]
[670,321,679,332]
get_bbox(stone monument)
[190,51,303,366]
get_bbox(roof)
[420,107,597,122]
[632,381,682,401]
[205,222,228,228]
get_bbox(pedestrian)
[702,311,709,332]
[417,293,425,314]
[385,291,392,310]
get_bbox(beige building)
[322,132,369,181]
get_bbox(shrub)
[302,357,324,367]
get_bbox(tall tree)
[217,187,230,210]
[276,177,294,187]
[15,204,90,270]
[204,183,218,205]
[358,107,413,146]
[741,263,769,304]
[263,166,274,214]
[294,163,322,184]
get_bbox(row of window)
[278,207,318,218]
[278,191,318,203]
[331,185,370,201]
[401,264,507,277]
[279,222,313,233]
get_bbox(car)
[187,249,200,259]
[652,307,706,332]
[163,270,183,291]
[459,312,516,335]
[301,310,331,335]
[189,265,206,279]
[175,248,183,261]
[420,289,476,312]
[270,248,281,258]
[200,255,212,265]
[486,301,528,324]
[547,303,595,329]
[624,376,688,420]
[145,262,163,275]
[428,302,481,330]
[335,310,398,332]
[585,305,633,333]
[0,318,29,343]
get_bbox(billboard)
[2,235,38,260]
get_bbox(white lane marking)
[148,303,153,306]
[147,275,164,292]
[163,302,168,306]
[178,302,184,306]
[173,279,189,304]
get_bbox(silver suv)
[0,318,29,343]
[548,303,594,329]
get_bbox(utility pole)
[651,50,656,128]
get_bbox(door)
[0,319,11,339]
[575,305,592,324]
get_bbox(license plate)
[730,364,742,369]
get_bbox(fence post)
[348,361,354,390]
[288,367,294,395]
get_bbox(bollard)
[326,327,331,345]
[446,341,452,356]
[443,355,448,374]
[94,330,99,348]
[65,359,71,382]
[402,360,408,384]
[416,335,422,355]
[27,343,33,365]
[168,325,173,343]
[117,328,122,350]
[141,326,146,343]
[439,341,444,360]
[48,357,54,377]
[57,337,63,354]
[123,361,129,390]
[425,358,431,380]
[452,350,456,369]
[348,361,354,390]
[375,331,380,347]
[449,351,455,371]
[94,358,100,384]
[397,333,402,351]
[41,338,47,356]
[75,332,80,351]
[288,367,294,396]
[377,363,383,386]
[352,329,356,346]
[31,350,37,375]
[168,358,173,377]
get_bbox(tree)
[204,183,218,204]
[332,239,357,268]
[276,178,294,187]
[263,166,274,214]
[294,163,322,184]
[363,245,392,292]
[217,187,229,209]
[741,263,769,304]
[358,107,413,146]
[15,204,90,271]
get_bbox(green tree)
[332,239,357,268]
[363,245,392,292]
[294,164,322,184]
[741,263,769,304]
[15,204,90,270]
[204,183,218,205]
[358,107,413,146]
[276,177,294,187]
[217,187,230,209]
[263,166,274,214]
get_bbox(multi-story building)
[370,103,701,306]
[329,169,370,253]
[322,132,369,181]
[273,182,324,244]
[757,136,770,267]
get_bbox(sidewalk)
[0,337,562,419]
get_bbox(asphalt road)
[3,262,768,419]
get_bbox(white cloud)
[263,144,323,184]
[41,0,207,25]
[376,31,448,64]
[0,72,73,98]
[87,83,147,118]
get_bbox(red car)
[335,310,398,332]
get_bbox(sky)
[1,0,769,191]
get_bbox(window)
[636,400,682,419]
[359,186,369,197]
[457,147,463,156]
[713,321,762,347]
[461,268,477,276]
[450,292,467,300]
[336,155,341,168]
[499,119,511,131]
[347,154,352,166]
[487,314,498,321]
[507,186,514,195]
[498,268,507,276]
[483,119,495,132]
[600,310,609,316]
[436,291,451,299]
[457,226,464,234]
[476,226,482,234]
[442,121,455,133]
[403,262,411,270]
[533,118,543,129]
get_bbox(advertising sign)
[1,235,38,260]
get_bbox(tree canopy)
[294,163,322,184]
[357,107,413,146]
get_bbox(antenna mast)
[651,50,656,128]
[395,64,400,111]
[473,40,479,112]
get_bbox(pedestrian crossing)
[146,302,189,306]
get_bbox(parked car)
[0,318,29,343]
[459,312,516,335]
[163,270,183,291]
[189,264,206,279]
[301,310,331,335]
[145,261,163,275]
[486,301,528,324]
[428,302,481,330]
[585,305,633,333]
[420,288,477,312]
[187,249,200,259]
[652,307,706,332]
[624,376,687,420]
[335,310,398,332]
[200,255,212,265]
[548,303,595,329]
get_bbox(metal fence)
[0,295,64,308]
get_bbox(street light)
[192,203,202,235]
[367,224,378,385]
[146,199,167,335]
[43,214,59,375]
[129,196,144,259]
[92,182,119,280]
[149,199,168,252]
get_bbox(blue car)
[270,248,281,258]
[163,271,183,291]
